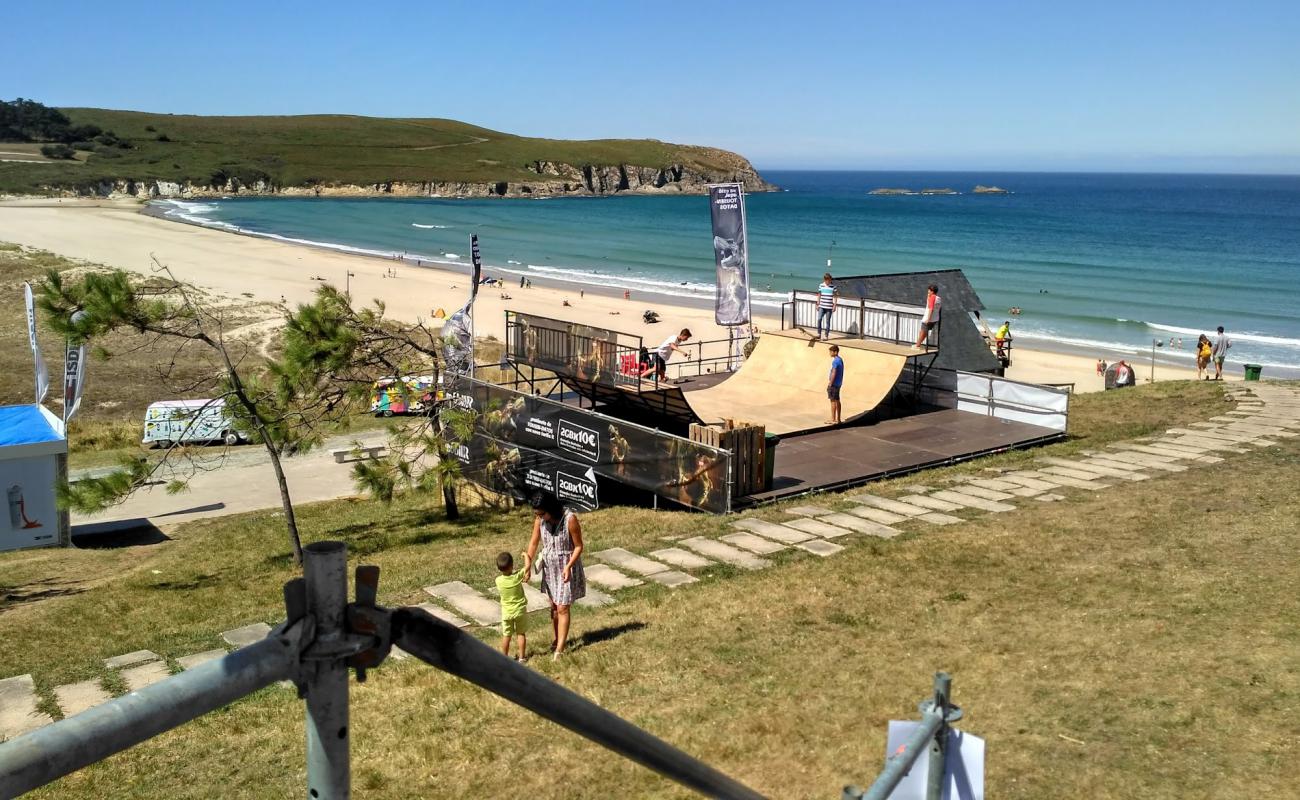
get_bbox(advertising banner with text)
[708,183,751,326]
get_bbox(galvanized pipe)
[303,540,351,800]
[0,636,297,798]
[925,673,952,800]
[860,709,944,800]
[392,607,767,800]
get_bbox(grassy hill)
[0,107,772,196]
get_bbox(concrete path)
[0,675,53,741]
[680,537,770,570]
[423,581,501,626]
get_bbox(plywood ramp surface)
[684,330,907,435]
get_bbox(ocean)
[152,171,1300,375]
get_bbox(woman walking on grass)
[524,491,586,659]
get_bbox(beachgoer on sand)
[1096,358,1106,376]
[1212,326,1231,380]
[1196,334,1212,379]
[642,328,691,381]
[826,344,844,425]
[495,551,532,661]
[524,492,586,660]
[914,284,941,349]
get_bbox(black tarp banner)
[708,183,750,326]
[450,377,730,513]
[442,235,483,376]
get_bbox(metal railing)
[0,542,972,798]
[781,292,936,349]
[0,541,764,799]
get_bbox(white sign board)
[0,454,60,552]
[883,721,985,800]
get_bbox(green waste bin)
[1244,364,1263,381]
[763,433,781,491]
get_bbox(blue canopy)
[0,405,62,448]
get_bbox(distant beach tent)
[433,308,446,319]
[0,404,69,551]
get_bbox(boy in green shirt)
[496,551,532,660]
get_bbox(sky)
[4,1,1299,173]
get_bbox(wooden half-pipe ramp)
[683,330,910,435]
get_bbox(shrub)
[39,143,76,159]
[156,133,171,142]
[144,125,156,132]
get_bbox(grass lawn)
[2,380,1297,798]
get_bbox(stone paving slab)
[0,674,52,740]
[177,649,229,671]
[521,583,551,613]
[644,570,699,588]
[783,505,833,516]
[121,661,172,692]
[1035,493,1066,502]
[820,512,899,538]
[592,547,671,577]
[902,494,965,512]
[1039,457,1146,481]
[782,517,854,539]
[848,494,930,516]
[1194,455,1224,464]
[415,602,472,628]
[1008,486,1046,497]
[53,679,111,718]
[955,485,1015,501]
[576,587,617,608]
[584,564,644,591]
[732,518,815,543]
[1093,453,1186,472]
[917,512,963,525]
[1166,427,1247,442]
[998,473,1062,492]
[1017,470,1108,490]
[793,539,845,557]
[423,581,501,626]
[966,478,1022,492]
[679,537,770,570]
[931,490,1016,513]
[221,623,272,650]
[1038,466,1118,485]
[720,531,788,554]
[846,505,909,525]
[648,547,715,570]
[1078,458,1154,478]
[1119,443,1203,459]
[104,650,161,670]
[1171,437,1245,452]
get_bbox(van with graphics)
[142,399,248,447]
[369,375,440,417]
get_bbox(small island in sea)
[972,185,1010,194]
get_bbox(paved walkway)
[4,383,1297,740]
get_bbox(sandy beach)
[0,199,1213,393]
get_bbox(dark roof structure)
[835,268,1000,373]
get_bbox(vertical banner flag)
[708,183,751,327]
[442,234,483,376]
[63,310,88,424]
[23,283,49,403]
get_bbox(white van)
[142,399,248,447]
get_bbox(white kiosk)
[0,404,70,552]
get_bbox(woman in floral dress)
[524,492,586,658]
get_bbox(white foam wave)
[1012,329,1143,355]
[411,223,449,229]
[1144,322,1300,349]
[443,253,460,259]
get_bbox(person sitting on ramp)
[642,328,692,382]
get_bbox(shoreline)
[0,197,1283,389]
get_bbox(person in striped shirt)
[914,284,942,349]
[815,273,838,340]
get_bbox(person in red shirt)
[914,284,942,349]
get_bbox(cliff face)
[48,159,776,200]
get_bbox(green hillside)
[0,106,768,195]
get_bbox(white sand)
[0,200,1219,392]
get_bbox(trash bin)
[1244,364,1263,381]
[763,433,781,491]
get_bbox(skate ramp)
[683,329,910,435]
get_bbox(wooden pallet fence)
[690,419,767,497]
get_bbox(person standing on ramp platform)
[814,272,838,341]
[826,344,844,425]
[914,284,942,349]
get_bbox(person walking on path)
[1212,326,1231,380]
[826,344,845,425]
[495,551,532,661]
[641,328,691,382]
[914,284,942,349]
[524,492,586,660]
[1196,334,1212,380]
[814,272,838,341]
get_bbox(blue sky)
[4,1,1298,173]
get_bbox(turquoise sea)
[153,171,1300,375]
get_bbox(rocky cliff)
[47,158,776,200]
